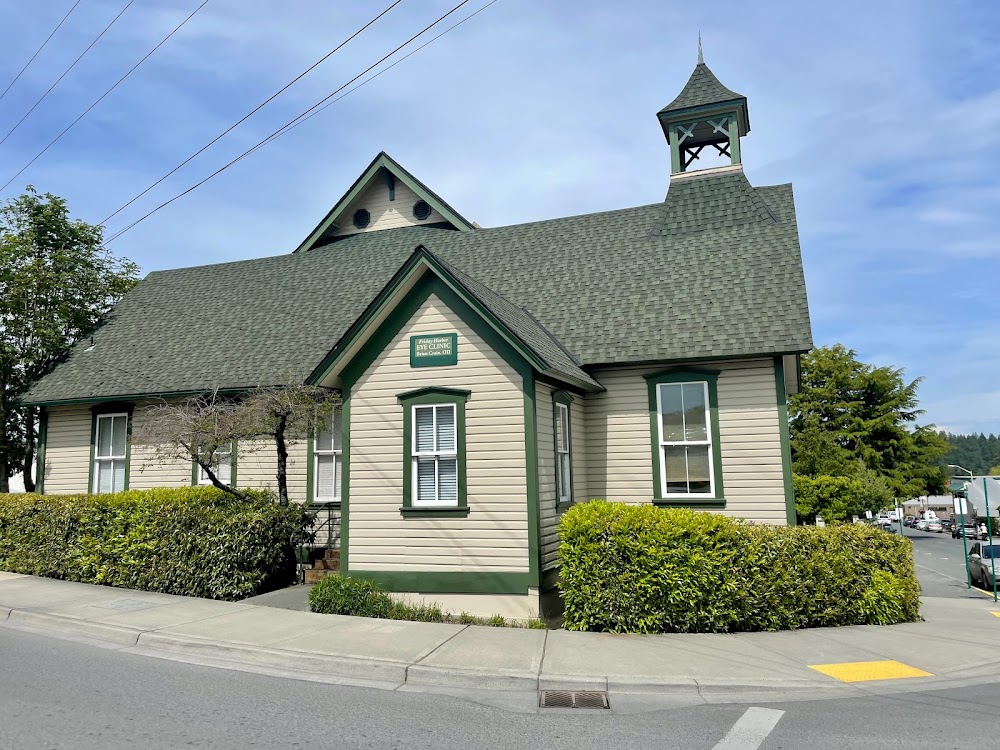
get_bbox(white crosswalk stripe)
[710,707,785,750]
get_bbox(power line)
[100,0,408,226]
[104,0,492,244]
[0,0,213,195]
[0,0,136,147]
[0,0,85,107]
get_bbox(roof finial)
[697,32,704,64]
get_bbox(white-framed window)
[93,413,128,493]
[198,443,233,486]
[313,410,342,503]
[412,403,458,507]
[656,381,714,497]
[555,401,572,504]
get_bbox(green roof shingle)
[21,169,812,404]
[659,62,747,115]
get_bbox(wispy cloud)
[0,0,996,433]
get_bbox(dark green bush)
[0,487,312,600]
[558,501,920,634]
[308,575,394,618]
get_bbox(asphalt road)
[1,624,999,750]
[903,525,1000,599]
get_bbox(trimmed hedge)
[558,501,920,633]
[0,487,312,600]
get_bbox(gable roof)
[294,151,475,253]
[307,246,601,391]
[20,169,812,406]
[659,62,747,116]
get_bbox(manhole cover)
[539,690,610,709]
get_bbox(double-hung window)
[554,395,573,504]
[398,387,468,514]
[197,443,234,486]
[313,410,342,503]
[93,413,128,493]
[413,404,458,506]
[646,371,724,503]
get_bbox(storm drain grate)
[539,690,610,709]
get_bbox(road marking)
[992,612,1000,618]
[711,707,784,750]
[809,660,933,682]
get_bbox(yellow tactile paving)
[809,660,933,683]
[991,612,1000,618]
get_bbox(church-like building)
[22,54,812,618]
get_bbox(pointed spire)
[697,32,704,64]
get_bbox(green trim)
[190,456,198,487]
[310,249,548,387]
[397,386,470,401]
[348,570,532,595]
[293,152,474,253]
[552,390,574,507]
[87,411,97,493]
[524,370,541,588]
[399,507,470,518]
[644,369,724,505]
[668,125,681,174]
[728,111,741,165]
[35,407,47,495]
[774,357,796,526]
[399,387,469,512]
[340,391,351,574]
[409,332,458,368]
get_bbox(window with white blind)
[412,404,458,506]
[554,398,572,504]
[197,443,233,486]
[313,410,342,503]
[92,413,128,493]
[399,387,468,515]
[656,380,714,497]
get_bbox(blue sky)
[0,0,996,434]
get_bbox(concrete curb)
[7,610,142,646]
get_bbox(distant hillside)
[941,432,1000,476]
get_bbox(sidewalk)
[3,571,1000,703]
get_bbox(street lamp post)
[948,465,974,589]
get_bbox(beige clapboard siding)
[585,359,787,524]
[536,383,559,570]
[334,179,445,237]
[42,405,92,494]
[349,293,529,573]
[236,438,308,501]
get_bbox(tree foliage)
[789,344,950,520]
[0,187,139,491]
[939,432,1000,476]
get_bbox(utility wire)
[100,0,407,226]
[0,0,136,147]
[0,0,85,106]
[0,0,213,195]
[104,0,487,244]
[276,1,498,143]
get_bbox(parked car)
[904,517,915,527]
[916,519,929,530]
[941,519,954,532]
[926,520,943,533]
[967,543,1000,589]
[955,524,979,539]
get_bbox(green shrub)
[558,501,920,634]
[308,575,393,618]
[390,601,446,622]
[0,487,311,600]
[485,614,507,627]
[526,618,547,629]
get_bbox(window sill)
[653,497,726,508]
[400,506,470,518]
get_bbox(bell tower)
[657,36,750,175]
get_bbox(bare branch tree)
[132,384,341,506]
[132,391,250,500]
[239,384,341,507]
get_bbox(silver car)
[967,542,1000,589]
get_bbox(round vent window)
[352,208,370,229]
[413,200,431,221]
